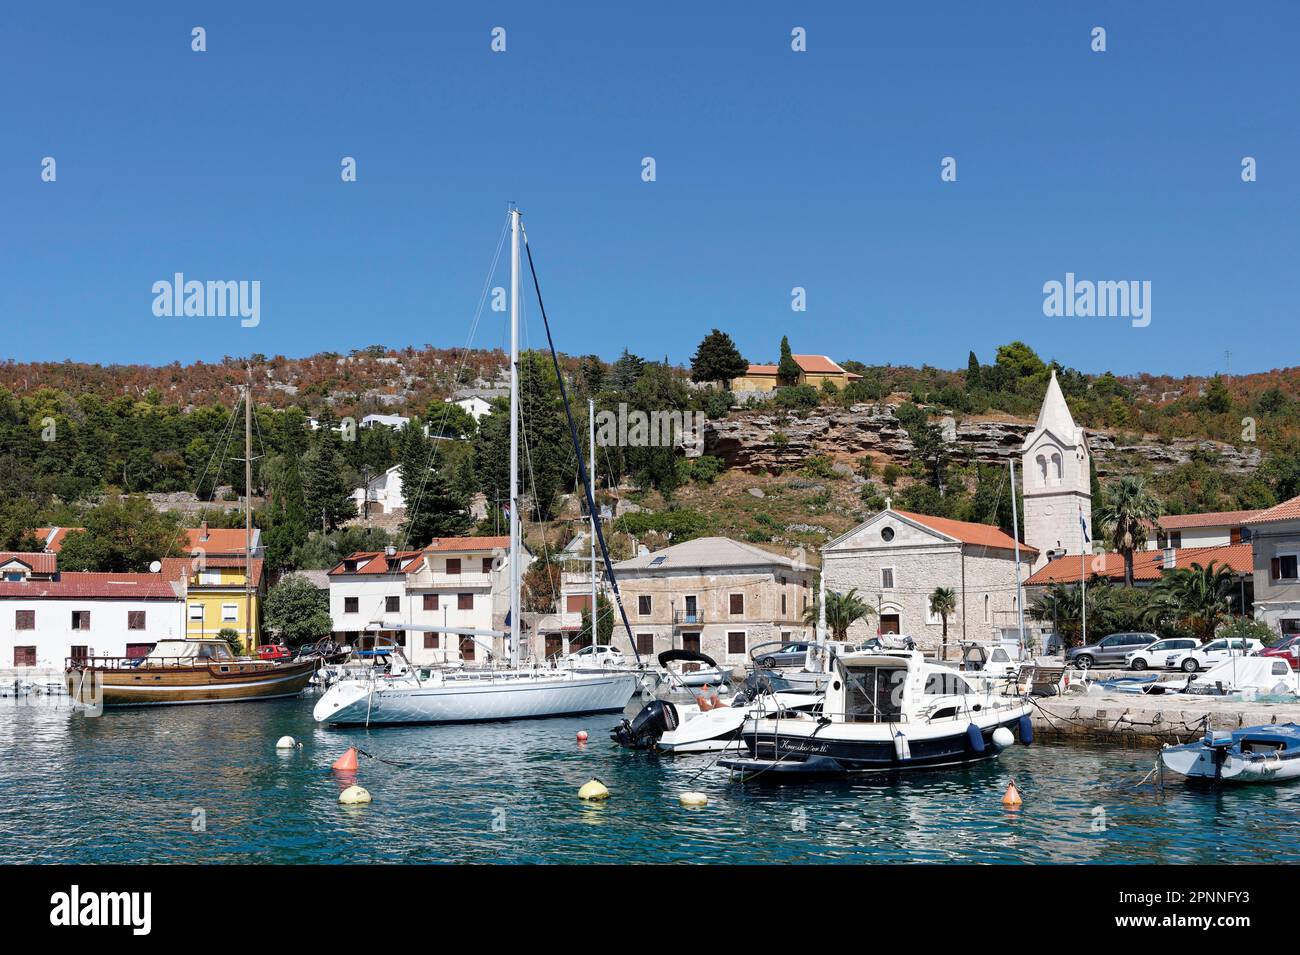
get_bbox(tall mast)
[509,206,522,668]
[1009,458,1025,657]
[244,369,253,655]
[589,398,598,648]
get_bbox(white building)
[360,413,410,430]
[1144,509,1263,550]
[448,390,505,422]
[354,465,406,516]
[0,571,184,673]
[1246,496,1300,640]
[327,536,530,665]
[823,508,1037,657]
[1022,369,1092,571]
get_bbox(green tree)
[689,329,749,387]
[994,341,1047,382]
[301,441,356,532]
[579,592,615,648]
[777,336,801,386]
[262,455,309,572]
[398,418,471,547]
[1150,561,1239,643]
[928,587,957,659]
[965,351,981,390]
[802,586,876,640]
[1203,374,1232,414]
[263,574,333,645]
[1097,475,1164,587]
[56,497,183,572]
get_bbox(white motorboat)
[315,207,647,727]
[612,688,822,754]
[1161,724,1300,784]
[721,649,1033,777]
[1096,656,1298,698]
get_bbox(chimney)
[1163,547,1176,570]
[199,520,209,542]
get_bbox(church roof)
[1021,369,1081,450]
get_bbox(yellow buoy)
[339,785,372,805]
[578,779,610,801]
[1001,782,1022,807]
[679,791,708,807]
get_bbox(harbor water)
[2,694,1298,865]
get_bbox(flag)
[1079,506,1090,544]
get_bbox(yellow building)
[732,354,861,393]
[164,556,265,651]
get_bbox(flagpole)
[1080,505,1087,646]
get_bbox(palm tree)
[802,587,876,640]
[1150,561,1238,643]
[1027,583,1083,649]
[928,587,957,660]
[1097,476,1163,587]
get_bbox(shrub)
[800,455,836,479]
[613,508,708,541]
[882,463,904,487]
[773,385,820,410]
[703,389,733,419]
[1219,617,1279,646]
[678,455,723,484]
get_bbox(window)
[781,593,787,615]
[189,604,204,621]
[1281,619,1300,635]
[1050,452,1063,484]
[15,610,34,630]
[71,611,91,630]
[727,631,747,655]
[458,593,473,610]
[924,672,974,695]
[424,633,440,649]
[1036,454,1047,485]
[881,568,895,589]
[636,633,654,654]
[222,604,238,622]
[729,593,744,615]
[127,611,145,630]
[446,558,461,575]
[13,646,36,667]
[881,526,895,542]
[1271,554,1299,581]
[638,595,652,616]
[70,646,89,662]
[423,594,438,611]
[984,594,990,623]
[459,636,476,661]
[385,595,400,613]
[482,557,493,574]
[566,594,592,613]
[126,643,153,658]
[344,597,359,613]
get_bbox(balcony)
[673,610,706,627]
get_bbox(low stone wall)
[1031,691,1300,747]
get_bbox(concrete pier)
[1031,690,1300,747]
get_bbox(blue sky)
[2,2,1295,376]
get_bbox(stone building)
[608,537,814,667]
[1245,495,1300,640]
[1021,369,1092,571]
[822,507,1037,657]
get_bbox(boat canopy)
[1196,656,1292,690]
[145,640,235,661]
[658,649,719,669]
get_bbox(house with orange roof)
[823,505,1038,657]
[160,554,266,651]
[33,527,84,553]
[732,354,861,394]
[1144,509,1265,550]
[1245,495,1300,640]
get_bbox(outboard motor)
[610,699,680,749]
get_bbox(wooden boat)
[66,639,317,707]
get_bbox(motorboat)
[720,649,1033,777]
[1161,724,1300,784]
[1093,656,1298,698]
[67,639,317,707]
[658,649,729,688]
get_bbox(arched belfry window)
[1036,454,1048,485]
[1051,452,1063,484]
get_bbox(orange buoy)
[332,746,359,772]
[1001,782,1023,807]
[576,730,589,743]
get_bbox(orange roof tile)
[892,509,1038,554]
[183,527,257,554]
[160,556,265,587]
[34,527,83,553]
[0,552,58,574]
[0,572,180,600]
[1024,542,1253,586]
[425,536,510,552]
[328,551,427,576]
[1158,509,1264,530]
[1244,495,1300,525]
[792,354,846,374]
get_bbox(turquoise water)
[2,693,1298,864]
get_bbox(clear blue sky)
[3,2,1295,376]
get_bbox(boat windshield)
[841,664,906,722]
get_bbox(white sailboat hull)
[314,670,641,725]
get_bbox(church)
[821,370,1089,655]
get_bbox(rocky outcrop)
[703,405,1260,476]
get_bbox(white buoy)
[339,785,372,805]
[992,727,1015,749]
[578,779,610,801]
[679,791,708,807]
[275,735,296,750]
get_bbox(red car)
[1258,635,1300,669]
[256,644,291,661]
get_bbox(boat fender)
[578,779,610,801]
[338,785,371,805]
[966,723,986,753]
[275,735,297,750]
[1018,714,1034,745]
[991,727,1015,750]
[679,791,708,807]
[893,731,911,761]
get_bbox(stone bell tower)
[1021,369,1091,571]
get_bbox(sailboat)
[314,207,643,726]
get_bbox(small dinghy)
[1160,723,1300,784]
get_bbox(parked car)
[1125,637,1200,671]
[1166,638,1264,672]
[1066,632,1158,668]
[755,641,811,668]
[564,644,625,667]
[1258,635,1300,670]
[256,644,291,661]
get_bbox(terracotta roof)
[0,572,180,600]
[183,527,259,554]
[892,509,1038,555]
[615,536,805,573]
[160,556,265,587]
[743,355,853,377]
[1157,509,1264,530]
[425,536,511,553]
[0,552,58,574]
[34,527,83,553]
[1024,542,1253,586]
[328,551,427,576]
[1244,495,1300,525]
[744,364,779,375]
